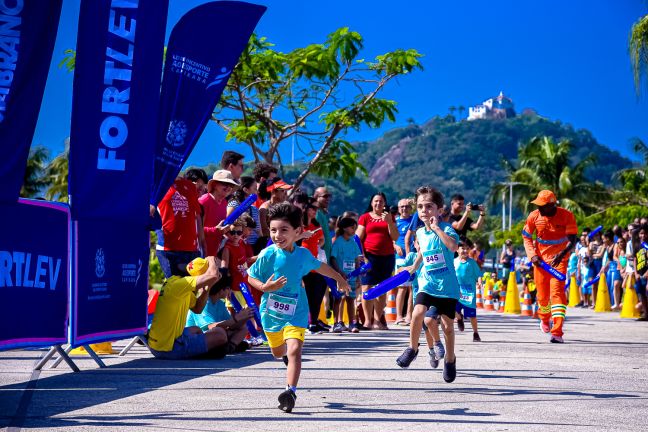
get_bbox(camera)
[389,205,399,215]
[470,204,481,211]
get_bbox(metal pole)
[502,190,506,232]
[509,183,513,231]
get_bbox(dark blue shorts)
[456,303,477,318]
[636,277,647,296]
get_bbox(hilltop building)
[467,91,516,120]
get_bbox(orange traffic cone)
[476,280,484,309]
[497,286,507,313]
[385,289,398,323]
[483,280,495,311]
[520,286,533,317]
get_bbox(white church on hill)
[467,91,516,120]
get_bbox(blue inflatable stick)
[266,238,273,247]
[228,292,261,338]
[353,234,364,255]
[641,242,648,251]
[222,194,257,226]
[363,271,411,300]
[239,282,263,331]
[538,260,566,281]
[324,276,343,299]
[583,276,600,289]
[588,225,603,239]
[347,262,372,279]
[565,277,571,290]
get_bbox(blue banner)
[0,199,69,351]
[0,0,63,203]
[151,1,266,205]
[69,0,168,345]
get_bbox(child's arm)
[430,218,458,253]
[329,256,343,276]
[221,247,230,270]
[248,274,287,293]
[315,263,351,294]
[402,250,423,275]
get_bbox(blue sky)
[33,0,648,166]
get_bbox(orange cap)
[530,190,557,206]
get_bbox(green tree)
[457,105,465,120]
[212,28,422,189]
[630,13,648,95]
[21,146,51,198]
[491,136,608,216]
[613,138,648,206]
[44,141,69,203]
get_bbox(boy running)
[454,240,482,342]
[247,203,350,412]
[398,186,460,383]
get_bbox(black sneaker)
[396,347,418,368]
[637,316,648,322]
[308,324,324,335]
[278,388,296,413]
[443,358,457,383]
[473,332,481,342]
[428,349,439,368]
[317,320,331,330]
[457,316,465,332]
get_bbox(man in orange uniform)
[522,190,578,343]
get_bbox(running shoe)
[349,322,360,333]
[443,358,457,383]
[340,322,349,332]
[428,349,439,368]
[396,347,419,368]
[278,388,297,413]
[540,320,551,334]
[473,332,481,342]
[433,341,445,360]
[331,322,344,333]
[317,319,331,330]
[549,335,564,343]
[456,315,465,332]
[308,324,324,335]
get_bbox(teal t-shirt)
[331,236,362,284]
[186,298,231,331]
[415,223,460,299]
[453,257,481,308]
[567,252,578,274]
[248,244,321,332]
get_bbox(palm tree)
[457,105,465,119]
[613,138,648,206]
[45,141,69,203]
[491,136,607,216]
[630,13,648,95]
[21,146,51,198]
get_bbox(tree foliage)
[212,28,422,189]
[20,143,69,202]
[630,13,648,95]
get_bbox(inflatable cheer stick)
[353,234,364,255]
[565,277,571,290]
[228,292,262,339]
[588,225,603,239]
[222,194,257,226]
[363,271,411,300]
[347,262,372,280]
[239,282,263,330]
[641,242,648,251]
[324,276,343,299]
[538,260,566,281]
[583,276,600,289]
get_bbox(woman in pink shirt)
[356,192,399,329]
[199,170,239,257]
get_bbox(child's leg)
[424,316,441,342]
[409,304,427,350]
[270,343,287,360]
[373,294,387,325]
[346,297,356,322]
[361,285,374,327]
[423,324,437,348]
[333,296,343,323]
[395,286,406,322]
[285,338,303,387]
[440,315,456,362]
[405,287,413,323]
[469,317,478,333]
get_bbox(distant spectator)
[253,163,278,204]
[200,170,239,257]
[221,150,245,182]
[499,239,515,281]
[313,187,334,261]
[448,194,486,239]
[227,176,261,250]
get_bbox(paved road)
[1,308,647,431]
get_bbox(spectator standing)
[221,150,245,182]
[313,187,334,261]
[448,194,486,239]
[199,170,238,257]
[227,176,261,250]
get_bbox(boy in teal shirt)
[247,203,350,413]
[454,240,482,342]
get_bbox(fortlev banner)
[151,1,265,205]
[0,199,69,351]
[68,0,168,344]
[0,0,63,203]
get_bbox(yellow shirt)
[148,276,197,352]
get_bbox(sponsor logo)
[95,248,105,278]
[166,119,188,147]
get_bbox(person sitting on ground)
[185,271,254,354]
[148,257,252,359]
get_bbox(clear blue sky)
[32,0,648,167]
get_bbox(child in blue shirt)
[399,186,460,383]
[247,202,350,413]
[454,240,482,342]
[330,217,363,333]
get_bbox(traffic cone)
[520,286,533,317]
[620,275,640,319]
[594,273,612,312]
[385,289,398,323]
[483,280,495,311]
[504,271,521,314]
[497,285,507,312]
[476,280,484,309]
[568,275,580,307]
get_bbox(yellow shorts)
[264,326,306,348]
[224,291,246,309]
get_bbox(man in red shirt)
[157,171,208,277]
[199,170,239,257]
[522,190,578,343]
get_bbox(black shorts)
[361,252,395,286]
[415,292,457,319]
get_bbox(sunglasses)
[229,230,243,236]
